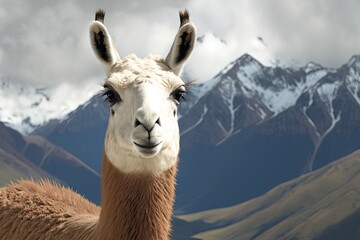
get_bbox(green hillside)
[178,149,360,240]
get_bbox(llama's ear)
[89,9,120,76]
[165,10,196,76]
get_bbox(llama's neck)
[95,153,177,240]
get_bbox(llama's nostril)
[134,117,160,131]
[155,117,161,126]
[135,118,141,128]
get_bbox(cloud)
[233,0,360,68]
[185,33,242,82]
[0,0,189,87]
[1,1,92,86]
[1,0,360,92]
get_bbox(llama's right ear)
[89,9,120,76]
[165,10,196,76]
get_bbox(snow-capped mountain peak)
[347,54,360,69]
[180,53,331,120]
[178,52,360,150]
[236,53,263,69]
[304,62,324,74]
[0,80,51,133]
[218,54,329,115]
[0,79,99,134]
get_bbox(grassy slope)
[315,208,360,240]
[178,149,360,240]
[171,218,205,240]
[0,161,27,186]
[0,148,49,186]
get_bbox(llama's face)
[103,55,185,174]
[89,10,196,174]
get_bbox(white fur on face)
[104,55,183,175]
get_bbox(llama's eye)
[103,89,121,106]
[171,86,186,105]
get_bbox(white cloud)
[241,0,360,67]
[186,33,239,82]
[2,0,360,87]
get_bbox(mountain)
[178,149,360,240]
[23,134,101,203]
[179,54,330,147]
[33,92,108,172]
[33,53,360,213]
[175,54,360,212]
[0,121,50,185]
[0,121,100,203]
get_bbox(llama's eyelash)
[171,86,187,105]
[102,88,122,106]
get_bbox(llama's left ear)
[165,10,196,76]
[89,9,120,76]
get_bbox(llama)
[0,9,196,240]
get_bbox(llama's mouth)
[134,141,162,149]
[133,141,163,156]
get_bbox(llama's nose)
[134,107,161,132]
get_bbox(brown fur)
[0,180,99,240]
[95,153,177,240]
[0,153,177,240]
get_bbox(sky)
[1,0,360,130]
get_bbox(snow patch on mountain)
[178,76,220,118]
[0,79,100,134]
[238,67,327,115]
[346,68,360,106]
[317,82,340,110]
[305,62,324,74]
[347,55,360,69]
[302,79,343,172]
[218,77,239,134]
[181,104,208,136]
[317,80,342,129]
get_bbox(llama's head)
[89,10,196,175]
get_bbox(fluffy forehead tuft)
[105,54,184,90]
